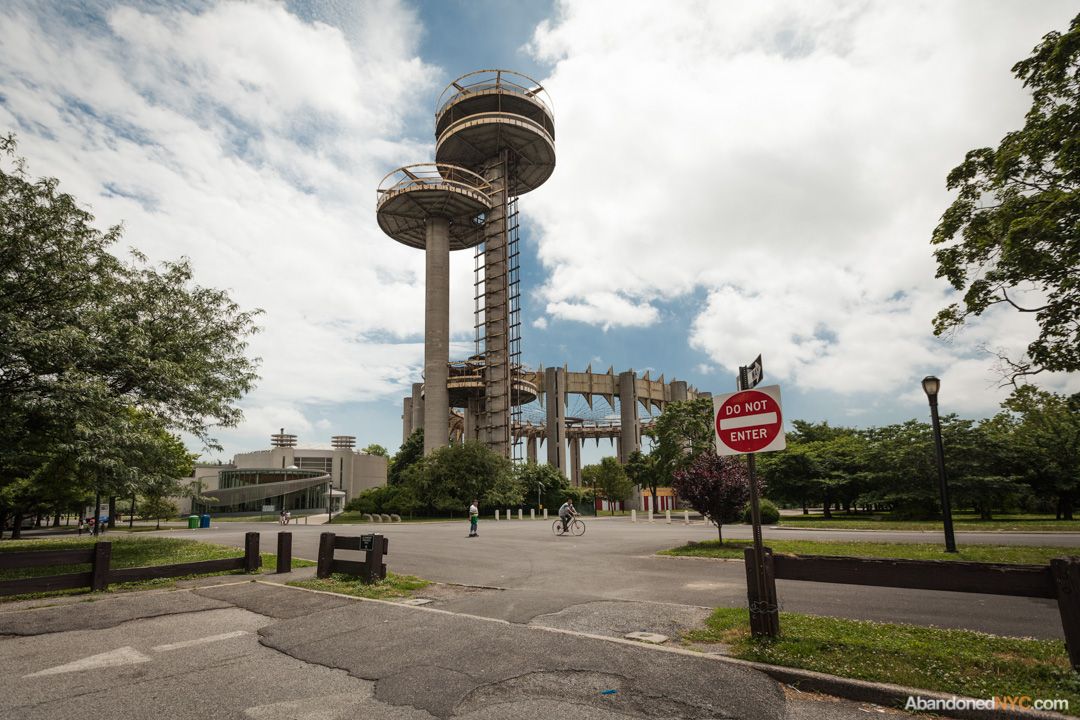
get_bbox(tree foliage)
[931,14,1080,379]
[647,397,714,489]
[0,136,260,533]
[582,457,633,514]
[672,452,751,541]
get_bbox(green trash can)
[187,515,199,529]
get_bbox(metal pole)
[326,482,333,524]
[928,397,957,553]
[740,366,776,636]
[93,490,101,537]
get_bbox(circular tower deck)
[447,357,539,408]
[376,163,492,249]
[435,70,556,196]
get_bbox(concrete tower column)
[402,397,413,442]
[424,217,451,455]
[411,383,424,437]
[545,366,567,477]
[527,435,538,463]
[618,371,639,463]
[464,397,482,443]
[569,437,582,487]
[670,380,688,403]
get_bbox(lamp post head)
[921,375,940,401]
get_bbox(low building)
[180,432,387,515]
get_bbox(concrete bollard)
[648,509,654,523]
[684,509,690,525]
[666,509,671,524]
[517,509,523,521]
[543,508,548,519]
[530,508,535,520]
[495,509,500,521]
[506,509,511,520]
[631,509,637,522]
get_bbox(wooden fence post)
[1051,558,1080,671]
[91,541,111,592]
[743,545,780,637]
[276,532,292,574]
[364,534,386,583]
[243,532,260,573]
[317,532,335,579]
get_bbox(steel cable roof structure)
[379,69,707,485]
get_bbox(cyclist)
[558,498,577,534]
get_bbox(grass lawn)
[778,512,1080,532]
[0,536,315,601]
[661,538,1078,565]
[288,572,430,600]
[685,608,1080,714]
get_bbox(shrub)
[742,498,780,525]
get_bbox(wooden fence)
[0,531,261,597]
[745,547,1080,670]
[316,532,387,583]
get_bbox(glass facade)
[194,469,331,515]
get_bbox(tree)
[931,14,1080,380]
[672,452,751,542]
[625,449,659,511]
[515,461,569,510]
[1004,386,1080,519]
[362,444,389,457]
[138,478,180,530]
[648,397,714,488]
[405,441,521,515]
[582,457,633,515]
[0,137,260,534]
[388,429,423,486]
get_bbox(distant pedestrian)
[468,499,479,537]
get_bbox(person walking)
[468,499,479,538]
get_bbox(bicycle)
[552,516,586,536]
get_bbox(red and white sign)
[713,384,786,456]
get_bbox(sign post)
[715,364,785,637]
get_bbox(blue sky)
[1,0,1077,464]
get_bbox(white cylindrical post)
[530,508,535,520]
[648,509,654,523]
[684,509,690,525]
[506,509,511,520]
[517,509,522,521]
[543,508,548,519]
[666,509,671,524]
[631,509,637,523]
[495,509,500,521]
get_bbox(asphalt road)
[0,581,904,720]
[165,516,1068,639]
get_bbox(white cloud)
[0,1,480,454]
[532,317,549,330]
[525,0,1078,401]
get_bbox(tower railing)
[376,163,493,205]
[436,69,553,121]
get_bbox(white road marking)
[152,630,249,652]
[718,412,777,430]
[25,646,151,677]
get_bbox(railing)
[436,69,553,120]
[744,546,1080,670]
[0,532,261,597]
[376,163,493,206]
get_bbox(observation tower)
[377,69,554,458]
[376,164,493,455]
[435,70,556,457]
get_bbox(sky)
[2,0,1078,464]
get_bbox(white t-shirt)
[559,502,572,517]
[469,504,478,517]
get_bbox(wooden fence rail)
[0,532,261,597]
[745,547,1080,670]
[316,532,387,583]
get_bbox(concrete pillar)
[464,397,481,443]
[411,383,424,439]
[402,397,413,443]
[517,509,522,521]
[666,509,671,524]
[545,367,567,477]
[423,217,450,456]
[631,509,637,523]
[618,371,639,463]
[495,509,500,521]
[527,435,538,463]
[530,508,535,520]
[569,437,582,487]
[670,380,688,402]
[543,508,548,519]
[505,508,511,519]
[684,509,690,525]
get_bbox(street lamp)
[922,376,957,553]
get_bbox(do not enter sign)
[713,384,786,456]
